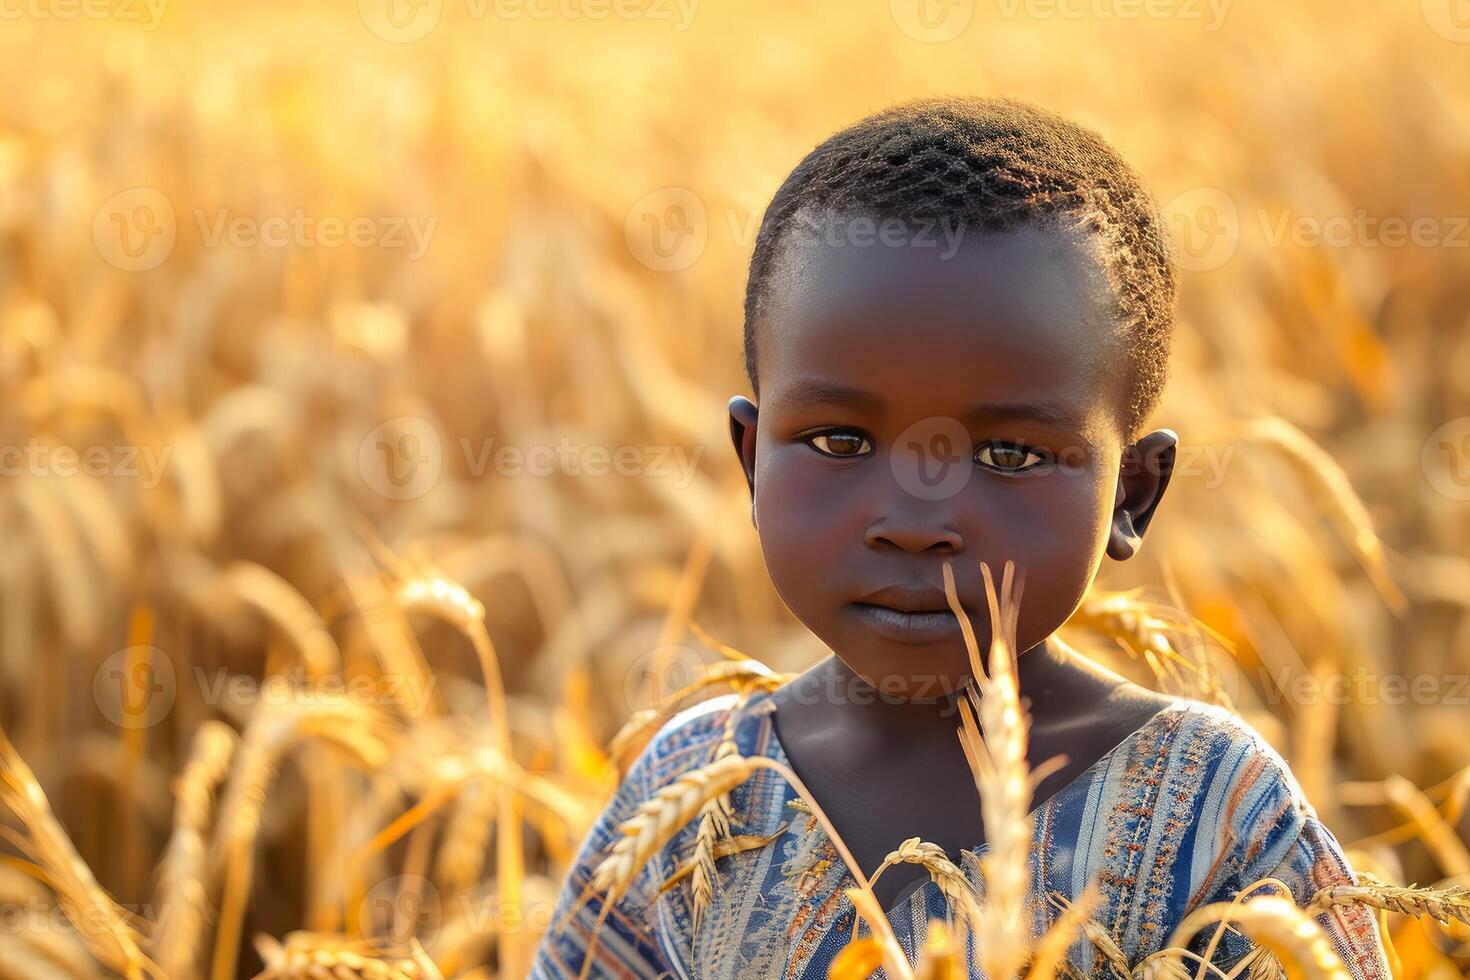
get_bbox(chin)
[840,639,977,700]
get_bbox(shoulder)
[569,693,766,880]
[621,691,771,796]
[1167,699,1310,806]
[1146,700,1332,889]
[1147,698,1314,823]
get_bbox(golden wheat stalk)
[0,933,97,980]
[860,837,980,944]
[1378,775,1470,878]
[0,727,152,980]
[588,754,758,901]
[579,753,912,980]
[1235,417,1405,614]
[845,886,919,980]
[578,754,759,980]
[657,828,786,896]
[1024,886,1099,979]
[1064,588,1231,700]
[1309,874,1470,926]
[395,572,526,978]
[252,933,444,980]
[1243,946,1287,980]
[829,935,886,980]
[433,775,497,895]
[688,688,750,934]
[150,720,239,979]
[945,558,1034,980]
[208,696,393,980]
[1164,895,1349,980]
[1046,893,1131,980]
[916,917,965,979]
[219,561,340,678]
[607,660,786,770]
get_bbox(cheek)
[752,449,860,606]
[978,470,1114,641]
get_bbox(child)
[531,97,1389,978]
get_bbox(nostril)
[865,523,965,553]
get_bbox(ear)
[1107,428,1177,561]
[728,396,759,525]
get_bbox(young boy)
[532,97,1389,978]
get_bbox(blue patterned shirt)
[532,689,1388,978]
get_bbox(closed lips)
[854,584,964,614]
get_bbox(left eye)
[975,441,1047,472]
[807,432,873,458]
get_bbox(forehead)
[757,220,1126,432]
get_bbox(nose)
[864,508,966,553]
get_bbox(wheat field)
[0,0,1467,976]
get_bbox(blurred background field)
[0,0,1468,975]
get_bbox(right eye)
[805,430,873,458]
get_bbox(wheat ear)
[1309,873,1470,926]
[1025,886,1099,979]
[858,837,980,944]
[946,558,1034,980]
[397,573,525,978]
[579,753,910,980]
[252,932,444,979]
[688,689,749,935]
[1164,895,1349,980]
[0,727,151,979]
[150,720,238,979]
[1046,893,1131,980]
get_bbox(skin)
[727,217,1179,910]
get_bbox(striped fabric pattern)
[531,690,1389,979]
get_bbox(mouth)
[848,584,978,645]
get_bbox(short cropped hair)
[742,96,1176,442]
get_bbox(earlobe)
[727,396,759,505]
[1107,512,1139,561]
[1106,428,1177,562]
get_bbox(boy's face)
[729,219,1176,698]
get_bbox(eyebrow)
[772,380,1086,429]
[772,381,885,413]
